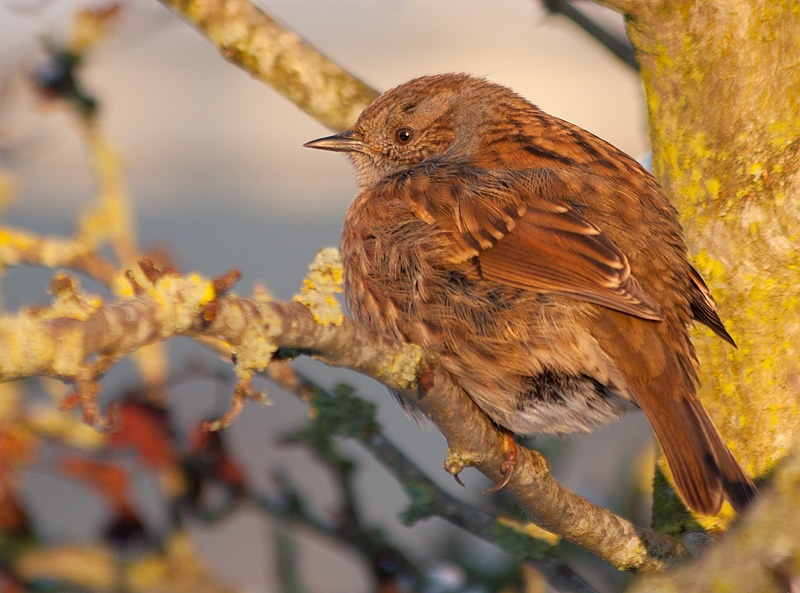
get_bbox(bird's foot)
[483,430,517,493]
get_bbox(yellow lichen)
[749,162,765,180]
[706,177,722,200]
[693,249,727,281]
[496,516,561,546]
[230,300,281,378]
[1,319,52,377]
[29,405,108,450]
[112,270,135,299]
[152,273,216,335]
[46,280,103,322]
[443,448,480,475]
[14,546,116,590]
[293,247,344,326]
[383,344,424,390]
[51,327,86,376]
[233,324,277,376]
[0,228,33,266]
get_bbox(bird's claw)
[483,430,518,493]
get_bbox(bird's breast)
[340,193,447,346]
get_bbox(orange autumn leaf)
[108,400,177,470]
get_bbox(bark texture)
[599,0,800,529]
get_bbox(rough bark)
[592,0,800,530]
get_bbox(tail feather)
[648,392,757,515]
[588,306,755,515]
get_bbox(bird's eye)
[395,127,414,144]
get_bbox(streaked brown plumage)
[305,73,757,515]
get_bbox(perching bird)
[305,73,757,515]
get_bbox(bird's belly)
[483,370,638,436]
[345,246,636,437]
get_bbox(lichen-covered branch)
[0,253,688,573]
[420,363,685,572]
[155,0,378,131]
[0,226,116,286]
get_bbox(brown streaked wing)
[462,203,665,321]
[406,165,664,320]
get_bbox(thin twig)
[542,0,639,71]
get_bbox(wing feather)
[409,167,666,320]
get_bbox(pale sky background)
[1,0,648,219]
[1,2,653,592]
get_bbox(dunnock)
[305,73,757,515]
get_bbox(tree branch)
[271,369,595,592]
[628,431,800,593]
[0,253,689,573]
[0,226,117,286]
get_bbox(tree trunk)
[603,0,800,530]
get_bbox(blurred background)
[0,1,655,591]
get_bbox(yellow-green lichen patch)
[695,252,800,478]
[47,278,104,322]
[293,247,344,327]
[230,302,283,378]
[444,448,474,474]
[696,500,738,533]
[232,325,278,377]
[153,273,216,335]
[705,177,722,201]
[381,344,424,390]
[693,248,727,282]
[1,318,50,377]
[50,326,88,377]
[0,229,33,266]
[112,270,135,299]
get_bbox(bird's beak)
[304,130,365,153]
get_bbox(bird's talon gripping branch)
[418,368,436,396]
[483,430,518,493]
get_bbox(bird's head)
[304,73,527,187]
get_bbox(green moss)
[651,467,703,535]
[398,481,436,525]
[309,383,380,439]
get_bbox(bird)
[304,73,757,515]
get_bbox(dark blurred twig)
[269,368,598,593]
[542,0,639,71]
